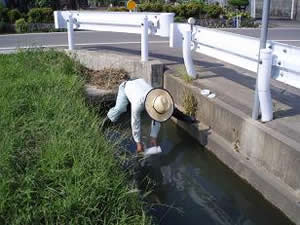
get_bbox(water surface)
[112,118,294,225]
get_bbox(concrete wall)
[66,50,164,88]
[67,49,165,109]
[164,73,300,224]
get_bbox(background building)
[250,0,299,20]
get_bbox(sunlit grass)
[0,49,151,225]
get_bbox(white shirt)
[124,79,160,143]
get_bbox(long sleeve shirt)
[124,79,160,143]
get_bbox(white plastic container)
[144,146,162,156]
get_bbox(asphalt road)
[221,27,300,47]
[0,27,299,64]
[1,27,300,49]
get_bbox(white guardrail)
[54,11,174,61]
[170,23,300,89]
[54,11,300,122]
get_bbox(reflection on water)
[108,118,294,225]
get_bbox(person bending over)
[101,78,195,153]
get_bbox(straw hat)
[145,88,174,122]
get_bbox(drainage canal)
[108,118,294,225]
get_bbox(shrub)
[225,10,251,20]
[15,18,29,33]
[174,16,185,22]
[0,6,9,23]
[7,9,22,23]
[138,2,220,19]
[228,0,249,9]
[186,2,205,18]
[162,4,176,13]
[35,0,56,8]
[174,4,187,17]
[41,7,53,23]
[137,2,163,12]
[28,8,53,23]
[191,0,204,3]
[107,7,129,12]
[203,4,223,18]
[0,19,6,33]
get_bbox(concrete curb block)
[165,73,300,224]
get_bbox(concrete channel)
[70,49,300,224]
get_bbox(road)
[0,27,299,64]
[221,27,300,47]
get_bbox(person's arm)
[131,104,143,152]
[149,120,160,146]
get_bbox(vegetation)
[228,0,249,10]
[27,7,54,23]
[178,67,194,83]
[138,2,224,19]
[15,18,29,33]
[0,49,151,225]
[7,8,22,23]
[0,5,9,22]
[0,6,55,34]
[107,6,129,11]
[183,90,198,117]
[108,1,254,27]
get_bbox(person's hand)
[136,142,144,153]
[149,137,158,147]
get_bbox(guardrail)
[169,23,300,89]
[54,11,174,61]
[169,22,300,121]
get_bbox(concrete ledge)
[165,73,300,224]
[66,49,164,88]
[85,84,117,106]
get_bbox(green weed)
[183,90,198,117]
[0,49,151,225]
[177,67,194,83]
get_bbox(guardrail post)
[257,49,273,122]
[67,14,74,50]
[141,17,149,62]
[252,0,271,120]
[183,30,196,78]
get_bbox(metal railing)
[54,11,174,62]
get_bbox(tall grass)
[0,49,151,225]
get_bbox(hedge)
[137,2,224,19]
[7,9,22,23]
[27,8,54,23]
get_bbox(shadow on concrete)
[196,66,300,120]
[80,45,224,69]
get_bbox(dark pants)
[172,107,195,123]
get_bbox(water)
[109,118,294,225]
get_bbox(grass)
[183,90,198,117]
[0,49,151,225]
[177,67,194,83]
